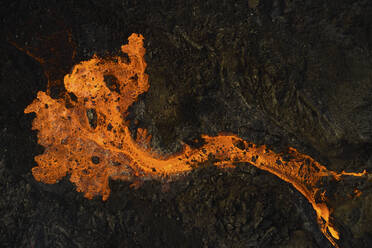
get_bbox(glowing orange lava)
[25,33,367,248]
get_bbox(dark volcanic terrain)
[1,0,372,247]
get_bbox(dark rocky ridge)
[1,0,372,247]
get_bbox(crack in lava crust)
[24,33,367,248]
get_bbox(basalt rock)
[1,0,372,247]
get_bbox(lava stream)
[24,33,367,248]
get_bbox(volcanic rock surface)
[1,0,372,247]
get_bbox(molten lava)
[25,33,367,248]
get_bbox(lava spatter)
[25,33,367,248]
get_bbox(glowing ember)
[25,33,367,248]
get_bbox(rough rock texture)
[1,0,372,247]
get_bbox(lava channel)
[24,33,367,248]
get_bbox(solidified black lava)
[1,0,372,247]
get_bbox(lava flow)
[25,33,367,248]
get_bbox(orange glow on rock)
[353,188,362,198]
[24,33,367,248]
